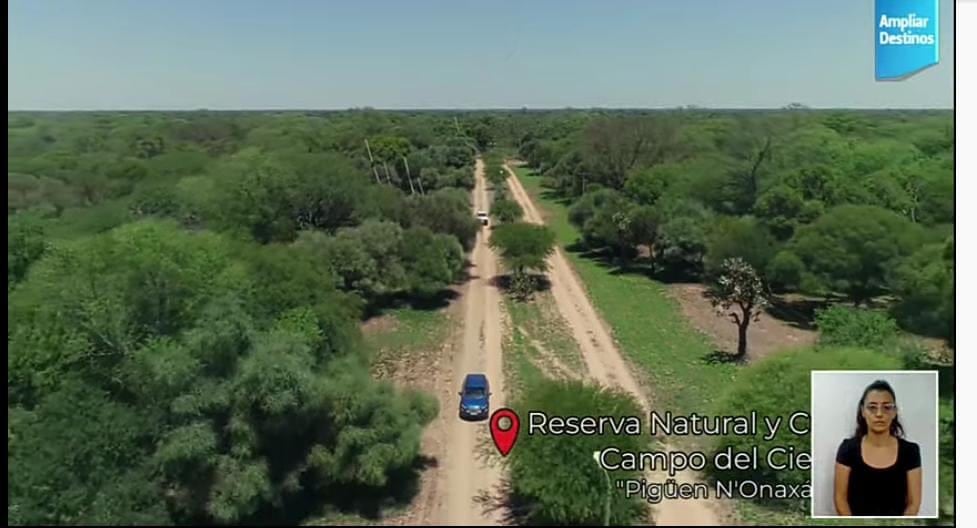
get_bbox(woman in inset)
[834,380,922,516]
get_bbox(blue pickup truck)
[458,373,491,420]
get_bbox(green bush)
[492,198,522,224]
[508,379,647,525]
[707,346,902,512]
[815,305,900,349]
[703,216,776,280]
[766,250,804,292]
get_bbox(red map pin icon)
[489,408,520,457]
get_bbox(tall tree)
[706,258,768,360]
[489,222,557,300]
[790,205,922,305]
[581,116,678,189]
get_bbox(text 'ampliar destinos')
[878,13,935,45]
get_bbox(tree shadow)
[489,273,553,295]
[539,189,572,207]
[402,289,462,311]
[646,266,706,284]
[564,242,707,285]
[251,454,439,525]
[361,288,462,319]
[701,349,746,365]
[474,476,537,526]
[764,295,829,331]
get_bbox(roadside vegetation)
[8,109,954,526]
[7,111,496,525]
[495,108,953,525]
[513,162,955,525]
[507,380,647,526]
[508,110,953,349]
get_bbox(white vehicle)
[476,211,489,226]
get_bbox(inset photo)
[810,371,938,519]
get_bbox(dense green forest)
[7,111,491,524]
[492,108,955,523]
[509,109,954,343]
[7,109,954,525]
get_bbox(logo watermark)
[875,0,940,80]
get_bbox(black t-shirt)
[835,437,922,516]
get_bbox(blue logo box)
[875,0,940,80]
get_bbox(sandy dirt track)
[503,163,721,526]
[415,158,507,526]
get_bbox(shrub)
[766,251,804,292]
[508,379,647,525]
[703,217,776,281]
[492,198,522,224]
[815,305,899,350]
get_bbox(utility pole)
[402,156,416,194]
[403,155,423,194]
[364,138,382,184]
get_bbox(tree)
[909,156,953,225]
[297,221,407,306]
[568,188,637,256]
[8,380,166,525]
[754,185,805,240]
[790,205,922,304]
[355,185,410,225]
[208,150,370,242]
[654,199,713,279]
[370,136,413,191]
[8,212,47,287]
[568,188,626,232]
[468,123,493,151]
[129,184,182,219]
[489,223,557,300]
[814,305,899,350]
[492,198,522,224]
[626,205,660,255]
[507,380,647,525]
[210,149,297,242]
[8,219,438,525]
[284,152,370,232]
[581,116,679,189]
[776,124,852,174]
[718,116,784,213]
[706,258,768,360]
[8,173,80,215]
[703,217,776,281]
[406,188,480,250]
[623,165,668,206]
[400,227,465,299]
[487,162,508,187]
[782,164,840,205]
[889,240,954,341]
[766,250,805,292]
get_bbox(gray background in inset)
[810,371,938,518]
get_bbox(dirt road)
[503,163,721,526]
[422,158,507,526]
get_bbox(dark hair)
[854,379,904,438]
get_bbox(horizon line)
[7,106,955,112]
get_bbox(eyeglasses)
[863,403,897,414]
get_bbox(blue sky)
[8,0,955,110]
